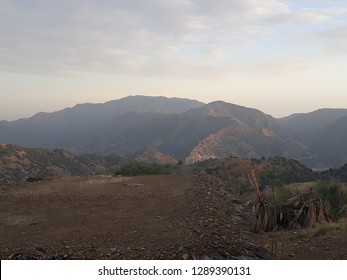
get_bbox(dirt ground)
[0,174,268,260]
[1,174,346,260]
[258,226,347,260]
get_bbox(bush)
[315,181,347,220]
[114,162,172,176]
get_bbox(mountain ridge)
[1,95,347,168]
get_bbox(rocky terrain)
[0,143,184,187]
[185,125,311,164]
[0,143,124,187]
[132,147,178,165]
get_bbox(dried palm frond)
[239,158,333,232]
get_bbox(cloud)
[0,0,347,78]
[312,25,347,53]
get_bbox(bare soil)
[0,174,268,260]
[258,227,347,260]
[2,174,345,260]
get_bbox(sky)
[1,0,347,121]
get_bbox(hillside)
[320,163,347,182]
[279,110,347,167]
[278,108,347,136]
[132,147,178,165]
[303,117,347,167]
[0,144,124,187]
[187,156,316,189]
[186,101,276,129]
[185,124,311,164]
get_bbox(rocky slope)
[185,124,311,164]
[0,144,124,187]
[132,147,178,165]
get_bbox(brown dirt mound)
[0,174,269,260]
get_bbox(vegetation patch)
[315,181,347,220]
[114,162,172,176]
[230,159,346,232]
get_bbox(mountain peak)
[186,100,275,128]
[104,95,205,114]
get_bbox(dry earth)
[258,227,347,260]
[0,174,269,260]
[1,174,345,260]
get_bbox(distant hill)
[184,101,312,164]
[185,124,311,164]
[1,96,347,168]
[278,108,347,135]
[279,109,347,167]
[303,116,347,167]
[132,147,178,165]
[319,162,347,182]
[0,144,125,187]
[186,101,276,128]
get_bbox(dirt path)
[0,174,268,260]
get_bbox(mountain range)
[1,95,347,169]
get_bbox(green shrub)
[315,180,347,220]
[114,162,172,176]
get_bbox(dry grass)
[284,182,317,193]
[299,220,346,238]
[9,176,131,197]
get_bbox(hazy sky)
[1,0,347,121]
